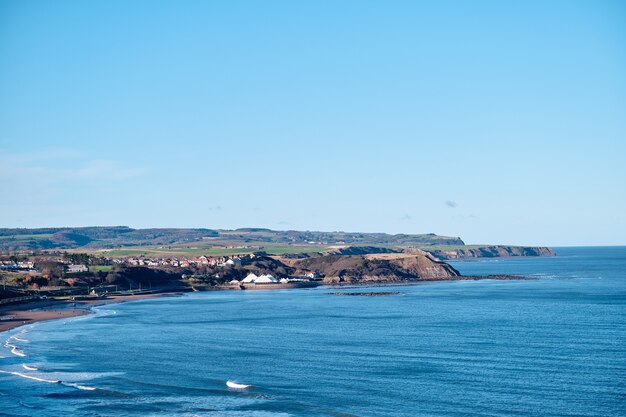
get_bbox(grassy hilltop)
[0,227,464,254]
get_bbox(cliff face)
[393,252,461,279]
[291,250,460,283]
[428,246,555,260]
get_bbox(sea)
[1,246,625,416]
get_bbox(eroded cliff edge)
[280,249,461,283]
[425,246,555,260]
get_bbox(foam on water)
[62,382,97,391]
[0,369,60,384]
[4,340,26,357]
[0,368,100,391]
[226,380,251,389]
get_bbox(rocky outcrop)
[427,246,555,260]
[291,250,460,283]
[393,251,461,279]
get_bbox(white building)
[254,274,278,284]
[241,273,278,284]
[67,264,88,273]
[242,273,258,283]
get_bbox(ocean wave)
[0,369,60,384]
[4,341,26,357]
[10,335,29,343]
[226,380,251,389]
[62,382,97,391]
[0,369,98,391]
[22,364,38,371]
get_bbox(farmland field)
[96,244,328,257]
[0,233,53,240]
[88,265,113,272]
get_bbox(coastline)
[0,274,524,334]
[0,291,186,334]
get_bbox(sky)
[1,0,625,246]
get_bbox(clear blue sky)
[1,0,625,246]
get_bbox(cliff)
[287,250,460,283]
[427,246,555,260]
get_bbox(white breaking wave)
[63,382,97,391]
[0,370,60,384]
[10,335,29,343]
[0,370,98,391]
[226,380,250,389]
[4,341,26,357]
[22,364,38,371]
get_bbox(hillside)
[0,227,462,251]
[0,227,555,260]
[281,250,460,283]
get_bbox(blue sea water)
[1,246,625,416]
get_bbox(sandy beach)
[0,292,184,333]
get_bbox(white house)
[67,264,88,273]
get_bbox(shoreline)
[0,291,187,334]
[0,275,524,334]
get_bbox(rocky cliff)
[288,250,460,283]
[427,246,555,260]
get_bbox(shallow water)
[1,247,625,416]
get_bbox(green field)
[97,244,328,257]
[0,233,53,241]
[89,265,113,272]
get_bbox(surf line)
[10,335,29,343]
[0,370,59,384]
[0,370,98,391]
[62,382,97,391]
[4,341,26,357]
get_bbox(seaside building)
[241,273,278,284]
[254,274,278,284]
[242,273,258,283]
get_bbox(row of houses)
[0,261,35,270]
[1,261,88,274]
[123,254,251,268]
